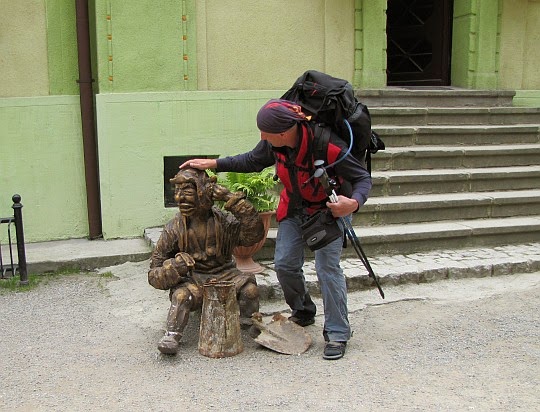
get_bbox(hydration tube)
[323,119,354,170]
[302,118,354,188]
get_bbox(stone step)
[356,189,540,226]
[370,106,540,126]
[358,88,515,107]
[371,166,540,196]
[255,243,540,298]
[372,144,540,170]
[373,125,540,147]
[259,216,540,259]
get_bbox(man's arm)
[327,145,372,217]
[179,141,275,173]
[216,140,275,173]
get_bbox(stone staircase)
[260,88,540,259]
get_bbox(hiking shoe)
[248,325,262,339]
[288,316,315,327]
[240,317,254,330]
[323,341,347,360]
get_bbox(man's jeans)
[274,216,351,342]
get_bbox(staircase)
[261,88,540,259]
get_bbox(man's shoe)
[323,341,347,360]
[158,332,181,355]
[288,316,315,327]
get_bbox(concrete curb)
[14,237,152,274]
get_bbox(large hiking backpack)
[281,70,384,173]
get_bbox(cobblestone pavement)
[255,242,540,299]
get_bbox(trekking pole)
[313,161,385,299]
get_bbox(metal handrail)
[0,195,28,285]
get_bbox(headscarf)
[256,99,307,133]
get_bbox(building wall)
[0,1,87,243]
[94,0,356,239]
[499,0,540,101]
[92,0,197,93]
[92,0,355,93]
[46,0,80,95]
[1,0,539,242]
[96,91,277,238]
[0,97,89,241]
[1,0,357,241]
[0,0,50,97]
[451,0,500,88]
[354,0,387,87]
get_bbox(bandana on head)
[256,99,307,133]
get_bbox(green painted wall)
[354,0,387,88]
[91,0,356,93]
[0,2,86,244]
[95,91,280,239]
[2,0,539,243]
[514,90,540,107]
[89,0,360,239]
[1,0,360,242]
[0,0,49,97]
[46,0,79,95]
[0,0,79,97]
[195,0,355,90]
[451,0,501,88]
[0,97,88,243]
[93,0,197,93]
[499,0,540,90]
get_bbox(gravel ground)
[1,261,539,411]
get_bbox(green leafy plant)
[215,168,279,212]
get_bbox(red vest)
[274,124,342,221]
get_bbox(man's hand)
[326,195,359,217]
[179,159,217,170]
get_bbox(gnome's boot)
[157,332,183,355]
[158,288,192,355]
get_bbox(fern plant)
[218,168,279,212]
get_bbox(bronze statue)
[148,168,265,355]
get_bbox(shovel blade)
[252,313,312,355]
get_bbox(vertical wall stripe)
[181,0,189,83]
[106,0,113,87]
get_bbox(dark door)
[386,0,453,86]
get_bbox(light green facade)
[96,91,278,238]
[499,0,540,106]
[451,0,501,88]
[0,96,89,240]
[1,0,539,242]
[0,0,50,97]
[354,0,388,87]
[46,0,80,95]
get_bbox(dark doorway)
[386,0,453,86]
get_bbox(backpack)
[281,70,384,173]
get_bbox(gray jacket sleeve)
[216,140,275,173]
[328,135,372,208]
[334,153,372,208]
